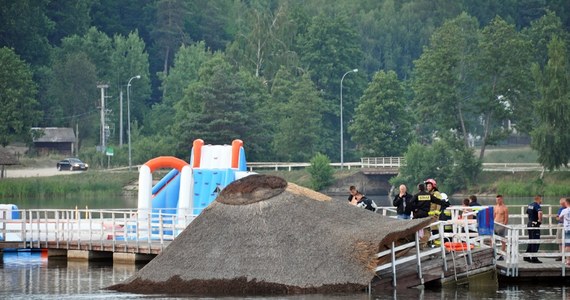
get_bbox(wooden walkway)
[497,257,570,278]
[2,205,570,286]
[373,247,495,290]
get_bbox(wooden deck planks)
[497,257,570,277]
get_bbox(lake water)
[1,194,569,299]
[1,251,568,300]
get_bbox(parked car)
[56,158,89,171]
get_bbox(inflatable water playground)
[137,139,253,224]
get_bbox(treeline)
[1,0,570,190]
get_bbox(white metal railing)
[361,157,405,168]
[493,204,568,277]
[375,207,490,287]
[246,162,365,171]
[246,159,552,172]
[0,208,199,252]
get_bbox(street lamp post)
[127,75,141,171]
[340,69,358,169]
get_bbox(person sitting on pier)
[469,195,482,207]
[353,192,378,212]
[459,198,473,219]
[348,186,358,204]
[524,195,543,264]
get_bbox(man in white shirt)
[559,198,570,266]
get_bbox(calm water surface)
[1,251,568,300]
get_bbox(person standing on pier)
[556,197,568,261]
[559,197,570,266]
[393,184,413,219]
[494,195,509,260]
[524,195,543,263]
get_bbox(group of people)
[347,185,379,212]
[349,179,449,219]
[348,181,570,265]
[391,179,449,220]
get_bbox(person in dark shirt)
[354,192,378,212]
[393,184,413,219]
[469,195,481,207]
[524,195,543,263]
[411,183,445,219]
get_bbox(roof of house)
[31,127,75,143]
[0,148,19,165]
[110,175,431,296]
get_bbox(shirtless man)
[494,194,509,259]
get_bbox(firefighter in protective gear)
[411,183,445,219]
[411,183,445,248]
[425,179,443,217]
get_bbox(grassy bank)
[467,171,570,197]
[263,169,570,197]
[0,171,138,199]
[1,168,567,200]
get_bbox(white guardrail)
[247,158,553,172]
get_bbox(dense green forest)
[1,0,570,189]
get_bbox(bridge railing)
[247,157,405,171]
[246,159,556,172]
[360,157,405,168]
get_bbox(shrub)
[307,153,334,190]
[390,140,482,194]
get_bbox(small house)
[31,127,76,156]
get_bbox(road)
[3,167,84,178]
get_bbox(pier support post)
[68,250,112,261]
[47,249,67,258]
[113,252,155,264]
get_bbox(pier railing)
[375,208,488,287]
[0,208,198,251]
[494,204,568,277]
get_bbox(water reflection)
[0,251,140,299]
[1,251,568,299]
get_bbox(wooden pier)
[1,205,569,287]
[497,257,570,278]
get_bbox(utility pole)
[97,84,109,152]
[119,89,123,147]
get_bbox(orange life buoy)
[444,242,474,251]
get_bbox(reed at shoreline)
[0,172,137,199]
